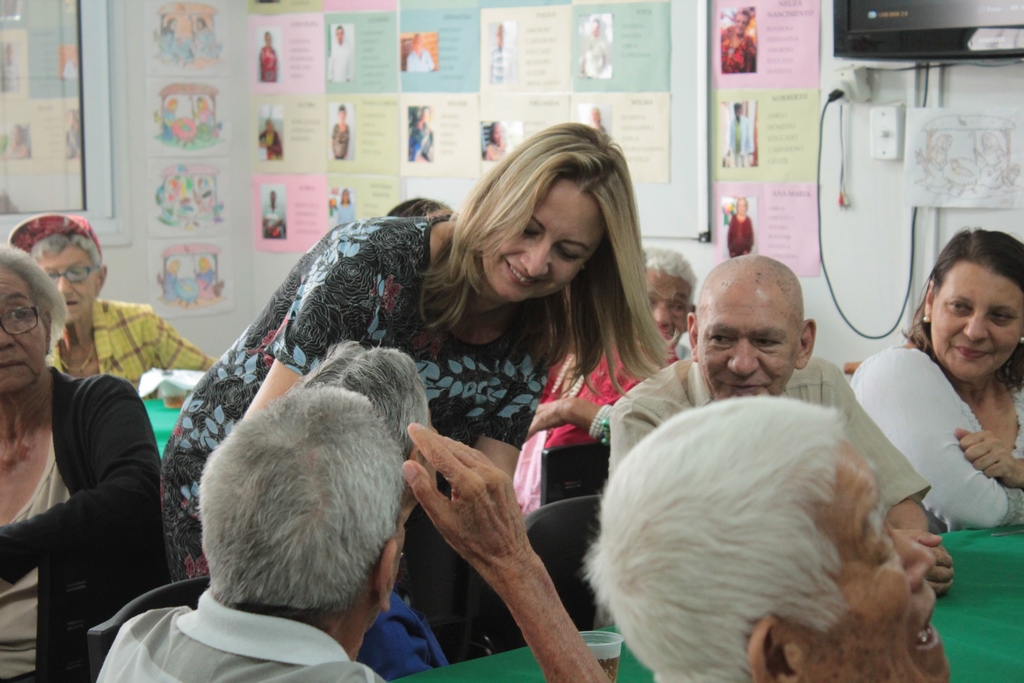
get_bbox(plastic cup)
[581,630,624,682]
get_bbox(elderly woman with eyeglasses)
[0,246,168,680]
[8,214,214,388]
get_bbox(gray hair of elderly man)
[301,341,429,458]
[200,385,405,624]
[644,246,697,293]
[587,397,847,682]
[0,245,68,349]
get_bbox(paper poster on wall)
[252,174,330,253]
[149,237,234,319]
[480,94,568,170]
[327,175,401,224]
[712,0,819,90]
[146,78,230,157]
[252,95,328,174]
[905,108,1024,209]
[713,181,819,277]
[325,0,397,10]
[326,94,400,175]
[248,0,323,14]
[0,99,81,175]
[25,26,80,100]
[572,3,670,93]
[713,88,818,183]
[400,9,480,93]
[324,12,398,93]
[249,13,326,94]
[479,6,571,93]
[400,93,482,179]
[148,159,228,237]
[145,0,227,76]
[571,92,670,183]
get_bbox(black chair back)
[86,576,209,682]
[540,442,610,506]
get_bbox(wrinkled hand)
[403,424,533,578]
[956,428,1024,488]
[527,400,568,439]
[893,528,954,596]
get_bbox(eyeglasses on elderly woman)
[44,264,99,283]
[0,305,40,335]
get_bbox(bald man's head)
[689,256,815,400]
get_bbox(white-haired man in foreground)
[587,397,949,682]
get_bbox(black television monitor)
[835,0,1024,60]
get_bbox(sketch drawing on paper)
[912,114,1023,204]
[154,83,223,150]
[153,3,223,69]
[158,243,225,308]
[155,163,224,231]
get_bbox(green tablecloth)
[396,526,1024,683]
[144,398,180,456]
[933,525,1024,682]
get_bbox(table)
[396,527,1023,683]
[933,525,1024,682]
[144,398,180,456]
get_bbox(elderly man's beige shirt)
[610,358,929,508]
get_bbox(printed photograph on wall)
[400,32,439,73]
[260,182,287,240]
[257,103,284,161]
[326,22,355,83]
[487,21,518,85]
[577,103,612,136]
[327,101,354,161]
[328,185,355,225]
[720,99,758,168]
[720,194,758,259]
[407,105,434,163]
[720,7,757,75]
[256,25,281,83]
[1,123,31,160]
[578,13,612,80]
[480,120,523,162]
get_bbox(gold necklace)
[63,342,96,375]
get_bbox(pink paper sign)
[713,0,820,90]
[250,15,326,95]
[713,181,820,277]
[253,175,330,253]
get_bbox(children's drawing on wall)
[721,195,757,260]
[150,238,233,318]
[578,14,613,80]
[721,100,757,168]
[260,183,287,239]
[151,161,226,235]
[150,1,224,72]
[258,104,284,161]
[328,186,355,225]
[151,81,224,153]
[158,245,225,308]
[481,120,523,162]
[907,110,1024,208]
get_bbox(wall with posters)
[87,1,1024,369]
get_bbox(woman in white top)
[853,228,1024,530]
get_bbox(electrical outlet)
[870,104,905,160]
[832,65,871,103]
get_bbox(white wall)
[93,0,1024,367]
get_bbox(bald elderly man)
[590,398,949,683]
[610,255,953,594]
